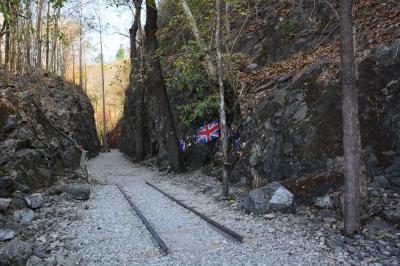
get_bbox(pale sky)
[64,0,134,63]
[87,1,133,63]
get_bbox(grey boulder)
[0,176,16,198]
[242,182,294,215]
[245,63,259,72]
[25,194,44,209]
[26,255,53,266]
[0,198,11,212]
[0,229,16,241]
[370,176,391,189]
[382,208,400,224]
[64,184,90,200]
[0,239,33,266]
[14,209,34,223]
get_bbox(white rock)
[270,187,293,205]
[314,194,333,209]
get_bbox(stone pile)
[0,184,91,265]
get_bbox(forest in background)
[0,0,129,140]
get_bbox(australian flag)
[196,120,220,143]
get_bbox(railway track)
[116,182,243,255]
[116,184,169,255]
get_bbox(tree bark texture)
[339,0,361,236]
[5,23,10,69]
[36,0,44,68]
[215,0,230,197]
[71,41,75,83]
[25,0,32,69]
[51,7,60,73]
[79,0,83,86]
[45,0,50,71]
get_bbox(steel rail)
[116,184,169,255]
[145,181,244,243]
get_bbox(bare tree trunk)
[5,23,10,69]
[16,20,23,73]
[224,0,234,92]
[45,0,51,71]
[84,42,88,92]
[25,0,32,70]
[145,0,183,172]
[51,7,60,73]
[98,12,108,152]
[36,0,44,68]
[79,0,83,87]
[0,35,3,65]
[9,10,17,73]
[60,44,65,76]
[216,0,230,197]
[340,0,361,236]
[180,0,215,80]
[72,42,75,83]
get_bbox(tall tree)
[71,41,75,83]
[145,0,183,171]
[95,7,108,152]
[45,0,51,71]
[79,0,83,86]
[25,0,32,69]
[9,1,18,72]
[5,22,10,69]
[180,0,215,80]
[0,34,2,65]
[84,41,88,91]
[340,0,361,235]
[215,0,230,197]
[51,6,61,72]
[36,0,44,68]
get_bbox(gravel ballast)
[56,150,340,265]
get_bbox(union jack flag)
[196,120,220,143]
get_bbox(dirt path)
[62,150,339,265]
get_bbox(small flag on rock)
[179,139,186,152]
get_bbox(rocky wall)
[0,69,100,190]
[233,40,400,196]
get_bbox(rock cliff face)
[120,85,158,160]
[119,0,400,195]
[234,41,400,197]
[0,69,100,190]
